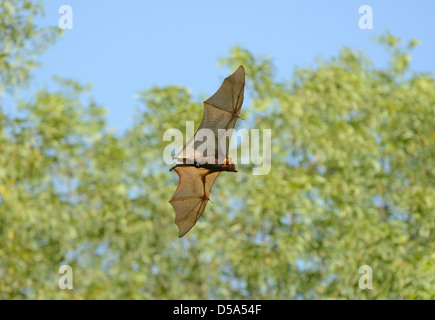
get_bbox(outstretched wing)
[169,166,221,237]
[175,65,245,162]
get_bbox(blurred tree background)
[1,1,434,299]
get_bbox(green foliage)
[0,0,60,92]
[1,3,434,300]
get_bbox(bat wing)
[169,166,221,237]
[175,65,245,162]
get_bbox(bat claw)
[201,194,214,204]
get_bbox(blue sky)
[32,0,435,132]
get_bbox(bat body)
[170,156,237,172]
[169,66,245,237]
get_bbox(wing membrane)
[175,65,245,161]
[169,166,221,237]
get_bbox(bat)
[169,65,245,237]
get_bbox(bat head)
[226,163,238,172]
[224,158,238,172]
